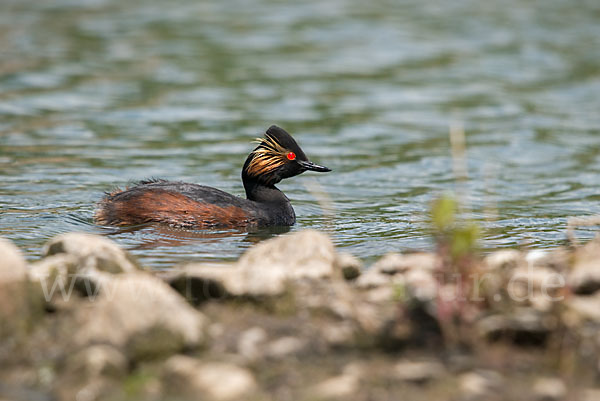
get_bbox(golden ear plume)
[246,134,289,177]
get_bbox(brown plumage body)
[96,184,255,228]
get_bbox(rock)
[29,233,140,307]
[320,322,357,347]
[403,252,439,272]
[163,355,257,401]
[510,266,562,292]
[528,293,557,314]
[567,292,600,322]
[480,252,567,314]
[298,280,355,319]
[293,278,399,346]
[266,336,306,359]
[371,253,405,274]
[312,373,358,399]
[404,269,437,302]
[66,377,118,401]
[29,254,76,282]
[0,237,28,280]
[354,268,440,349]
[237,327,268,361]
[459,370,503,400]
[67,345,128,379]
[568,238,600,294]
[524,248,569,272]
[476,308,557,345]
[484,249,522,271]
[581,389,600,401]
[28,254,79,305]
[532,377,566,401]
[168,230,339,301]
[43,233,140,274]
[525,249,550,267]
[372,252,438,275]
[355,269,392,289]
[167,262,288,302]
[74,273,206,359]
[31,233,142,302]
[312,374,358,399]
[335,252,362,280]
[364,285,396,303]
[392,360,445,384]
[311,364,363,399]
[0,238,40,337]
[508,266,565,311]
[237,229,337,279]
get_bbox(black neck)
[242,176,295,225]
[243,177,288,204]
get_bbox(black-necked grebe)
[94,125,331,229]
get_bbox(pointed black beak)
[297,160,331,173]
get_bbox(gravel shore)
[1,230,600,401]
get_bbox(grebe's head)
[242,125,331,186]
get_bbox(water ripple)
[1,0,599,267]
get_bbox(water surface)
[1,0,600,268]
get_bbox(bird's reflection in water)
[102,223,291,251]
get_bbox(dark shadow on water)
[245,225,292,244]
[99,222,291,251]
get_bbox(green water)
[1,0,600,267]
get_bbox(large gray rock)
[168,261,287,302]
[168,230,339,301]
[237,229,337,279]
[74,273,206,359]
[163,355,257,401]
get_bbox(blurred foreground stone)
[0,238,43,338]
[163,355,257,401]
[73,273,206,359]
[568,236,600,294]
[166,229,340,301]
[29,233,143,309]
[43,232,140,273]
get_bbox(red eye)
[286,152,296,160]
